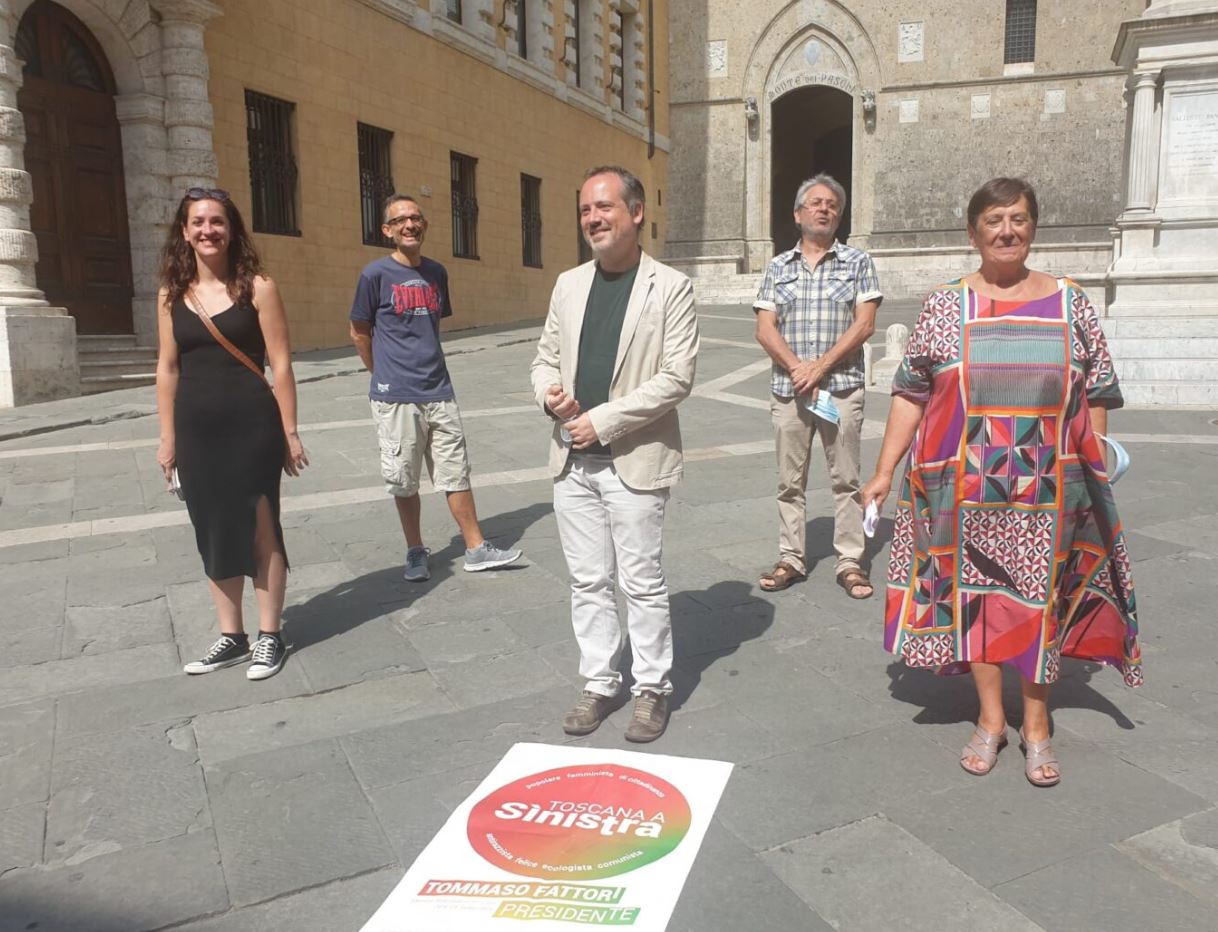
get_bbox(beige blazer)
[530,251,700,490]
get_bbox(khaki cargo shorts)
[370,399,472,497]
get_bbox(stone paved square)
[1,315,1217,929]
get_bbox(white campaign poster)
[362,743,733,932]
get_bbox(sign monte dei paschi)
[362,744,732,931]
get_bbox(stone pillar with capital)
[1106,1,1218,404]
[136,0,221,350]
[0,1,77,406]
[152,0,222,191]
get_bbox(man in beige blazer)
[530,166,699,742]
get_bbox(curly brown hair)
[160,189,264,309]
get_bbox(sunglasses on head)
[185,187,230,201]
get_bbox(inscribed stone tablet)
[1162,88,1218,201]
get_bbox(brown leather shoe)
[625,690,670,743]
[562,691,616,736]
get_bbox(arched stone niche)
[740,0,881,272]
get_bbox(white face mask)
[1098,434,1131,484]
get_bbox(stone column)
[141,0,221,349]
[0,2,77,406]
[151,0,222,191]
[1121,71,1161,214]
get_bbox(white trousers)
[553,454,672,697]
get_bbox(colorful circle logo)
[467,763,691,880]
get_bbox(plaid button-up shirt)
[754,240,883,396]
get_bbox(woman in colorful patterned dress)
[861,178,1141,787]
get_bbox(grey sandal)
[960,725,1008,776]
[1019,729,1061,787]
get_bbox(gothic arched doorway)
[16,0,134,334]
[769,85,853,251]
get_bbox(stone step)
[79,372,157,395]
[1120,380,1218,408]
[1103,316,1218,338]
[1114,358,1218,383]
[80,356,159,378]
[1107,337,1218,358]
[77,334,141,350]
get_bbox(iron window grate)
[245,90,299,236]
[358,123,394,247]
[1004,0,1037,65]
[521,174,543,268]
[451,152,479,260]
[446,0,462,23]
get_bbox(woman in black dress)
[155,188,307,681]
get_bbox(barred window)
[576,189,592,264]
[446,0,462,24]
[451,152,479,260]
[521,174,542,268]
[1004,0,1037,65]
[358,123,394,247]
[245,91,299,236]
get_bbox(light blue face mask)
[803,391,840,424]
[1098,434,1130,484]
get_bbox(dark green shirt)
[574,262,639,454]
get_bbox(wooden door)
[16,1,133,334]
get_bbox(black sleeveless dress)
[172,297,288,580]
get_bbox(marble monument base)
[0,306,79,408]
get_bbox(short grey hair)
[382,193,421,223]
[793,174,846,214]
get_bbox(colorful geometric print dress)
[884,279,1142,687]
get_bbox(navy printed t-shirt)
[349,255,455,403]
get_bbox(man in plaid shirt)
[753,174,882,598]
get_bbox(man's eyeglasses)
[186,187,230,201]
[385,214,425,228]
[799,198,839,212]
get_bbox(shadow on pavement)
[668,580,775,711]
[284,502,549,653]
[886,658,1135,730]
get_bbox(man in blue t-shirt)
[350,194,521,581]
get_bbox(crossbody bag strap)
[185,288,269,385]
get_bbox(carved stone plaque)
[1044,89,1066,114]
[899,98,919,124]
[707,40,727,77]
[1162,88,1218,201]
[898,22,924,63]
[971,94,990,120]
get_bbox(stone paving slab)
[206,738,395,907]
[669,818,832,932]
[55,663,314,738]
[2,320,1218,929]
[0,643,181,706]
[45,722,210,865]
[0,830,228,932]
[0,803,43,873]
[760,815,1045,932]
[174,867,403,931]
[718,725,955,852]
[193,671,456,766]
[993,844,1217,931]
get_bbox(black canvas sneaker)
[183,635,251,675]
[246,634,287,681]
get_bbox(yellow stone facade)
[206,0,671,350]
